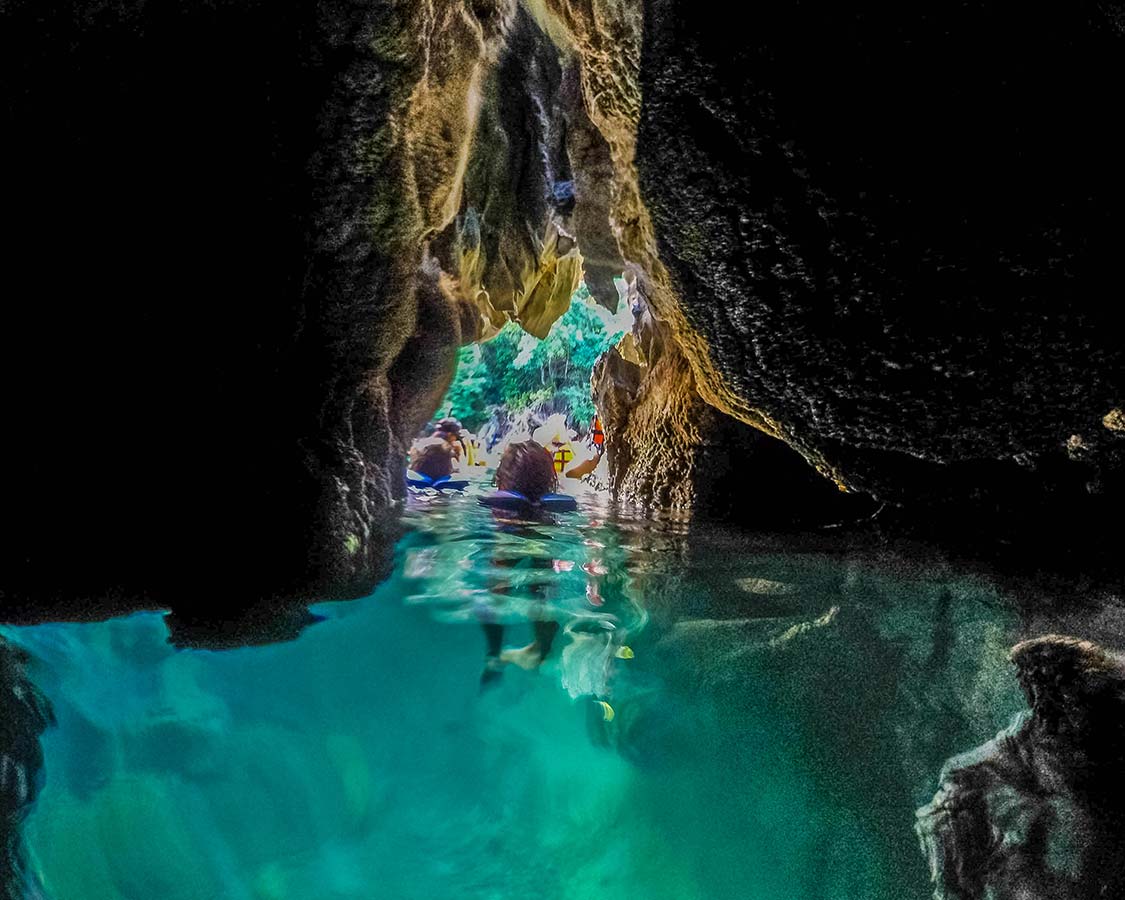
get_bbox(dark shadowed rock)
[637,1,1125,523]
[0,0,515,622]
[917,635,1125,899]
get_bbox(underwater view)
[3,480,1034,900]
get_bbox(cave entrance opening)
[423,280,631,482]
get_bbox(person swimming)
[479,440,563,687]
[409,437,454,481]
[531,414,576,476]
[432,417,466,463]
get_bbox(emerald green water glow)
[3,485,1027,899]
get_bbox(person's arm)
[565,455,599,479]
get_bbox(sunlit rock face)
[1,639,53,898]
[522,0,837,518]
[916,636,1125,900]
[593,291,852,524]
[431,4,623,340]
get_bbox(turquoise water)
[3,482,1027,899]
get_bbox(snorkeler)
[478,440,565,686]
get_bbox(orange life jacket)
[591,416,605,448]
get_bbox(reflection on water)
[1,482,1029,899]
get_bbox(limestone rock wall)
[431,4,624,340]
[635,2,1125,514]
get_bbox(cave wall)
[1,0,516,617]
[917,635,1125,899]
[3,0,1124,620]
[634,1,1125,517]
[529,0,1125,545]
[0,0,638,622]
[430,3,624,340]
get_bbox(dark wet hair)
[410,438,454,480]
[436,417,462,438]
[496,440,556,501]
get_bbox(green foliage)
[437,285,622,437]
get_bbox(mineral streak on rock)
[916,635,1125,899]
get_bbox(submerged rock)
[916,635,1125,900]
[1,639,53,899]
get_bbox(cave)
[2,1,1123,898]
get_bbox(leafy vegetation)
[437,283,624,439]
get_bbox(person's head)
[495,440,556,501]
[410,437,454,480]
[531,413,574,449]
[435,417,462,440]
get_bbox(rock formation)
[2,0,1123,619]
[1,639,53,899]
[1,0,518,616]
[542,0,1125,540]
[917,635,1125,899]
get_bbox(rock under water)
[1,639,53,899]
[916,635,1125,900]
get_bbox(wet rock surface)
[593,292,859,525]
[917,635,1125,899]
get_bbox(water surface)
[3,482,1027,899]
